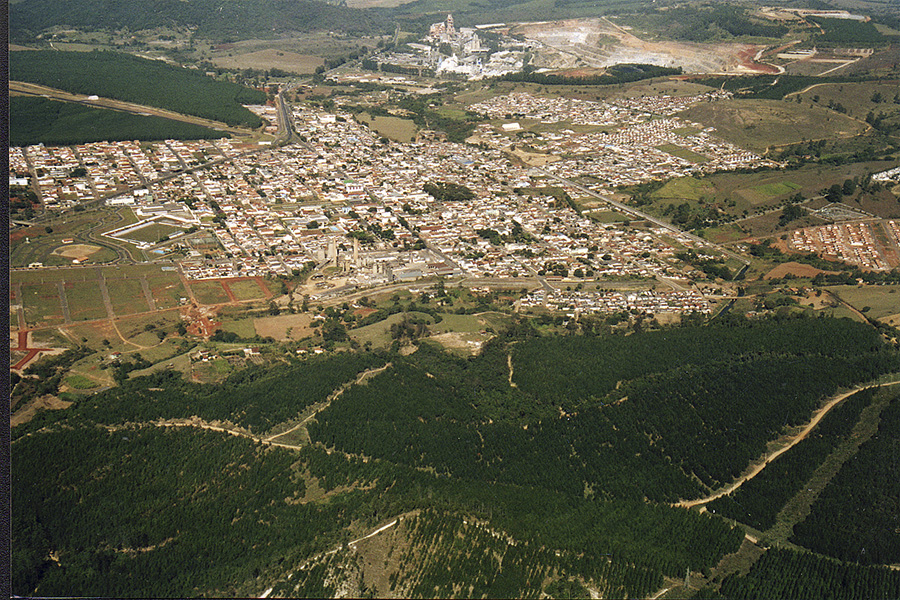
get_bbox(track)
[674,380,900,509]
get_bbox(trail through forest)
[675,380,900,508]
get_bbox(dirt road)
[675,380,900,508]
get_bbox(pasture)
[105,278,153,316]
[656,144,710,163]
[827,285,900,324]
[65,282,108,322]
[357,113,417,142]
[253,313,315,340]
[210,49,324,74]
[679,99,868,152]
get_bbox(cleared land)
[679,99,868,152]
[228,278,269,301]
[254,313,316,340]
[65,282,108,322]
[190,280,231,305]
[827,284,900,325]
[357,113,417,142]
[210,49,324,74]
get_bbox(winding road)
[674,380,900,509]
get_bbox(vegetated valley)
[12,316,900,598]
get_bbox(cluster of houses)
[470,91,779,189]
[519,288,711,316]
[12,93,763,301]
[789,221,898,271]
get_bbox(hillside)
[10,97,225,146]
[10,51,265,128]
[10,0,392,40]
[11,316,900,597]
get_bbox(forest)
[10,97,224,146]
[790,396,900,566]
[501,64,681,86]
[308,317,899,502]
[10,51,265,127]
[10,0,390,40]
[12,315,900,597]
[717,548,900,600]
[706,387,880,531]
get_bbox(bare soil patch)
[764,262,829,280]
[53,244,102,260]
[11,394,73,427]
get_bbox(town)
[9,89,899,319]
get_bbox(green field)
[105,277,153,316]
[10,97,224,147]
[358,113,417,142]
[735,181,802,204]
[191,280,231,305]
[656,143,710,163]
[349,311,435,348]
[221,317,258,338]
[228,279,268,301]
[652,176,716,203]
[10,51,265,127]
[64,373,101,390]
[65,281,108,322]
[827,285,900,321]
[588,210,630,223]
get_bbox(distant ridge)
[10,0,392,40]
